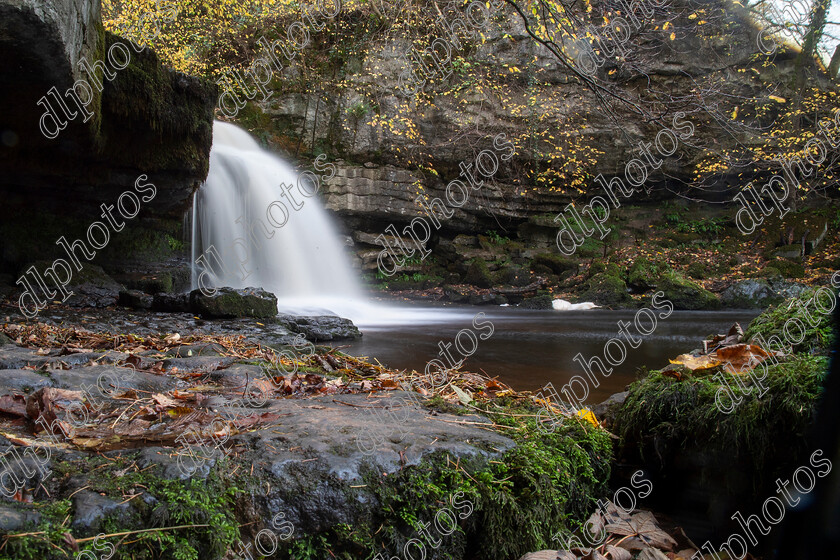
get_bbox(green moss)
[657,271,720,310]
[626,257,666,291]
[464,258,493,288]
[264,399,612,560]
[613,354,828,494]
[771,257,806,278]
[1,500,72,559]
[580,272,631,307]
[3,457,241,560]
[744,289,836,353]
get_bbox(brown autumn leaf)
[63,531,79,552]
[716,344,774,374]
[26,387,85,426]
[152,393,179,408]
[604,545,632,560]
[628,512,678,551]
[0,394,28,417]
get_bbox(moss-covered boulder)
[771,257,806,279]
[464,258,494,288]
[658,272,720,310]
[520,294,554,309]
[612,354,827,511]
[626,258,666,292]
[744,289,835,353]
[580,273,631,307]
[1,393,612,560]
[190,287,278,318]
[493,264,533,287]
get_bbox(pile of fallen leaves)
[0,321,526,454]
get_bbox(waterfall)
[191,121,364,318]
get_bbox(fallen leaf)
[0,394,28,417]
[577,408,599,428]
[605,545,632,560]
[452,385,472,405]
[669,354,720,371]
[716,344,773,373]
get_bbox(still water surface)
[333,305,761,403]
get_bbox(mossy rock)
[580,273,631,307]
[612,354,828,505]
[626,257,667,292]
[190,287,278,318]
[658,272,720,310]
[752,266,784,280]
[720,278,781,309]
[744,290,835,353]
[464,258,493,288]
[519,295,554,309]
[589,261,621,279]
[771,258,806,279]
[772,244,803,260]
[532,254,578,275]
[493,265,533,287]
[685,261,711,280]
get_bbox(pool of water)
[330,304,761,403]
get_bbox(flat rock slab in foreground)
[1,387,513,537]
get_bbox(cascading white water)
[191,121,365,318]
[192,121,480,328]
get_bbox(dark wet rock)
[531,254,577,276]
[15,263,126,308]
[119,289,154,310]
[443,285,471,303]
[590,391,628,429]
[0,333,13,346]
[519,295,554,309]
[71,490,131,531]
[494,265,534,288]
[469,293,497,305]
[190,287,278,319]
[0,443,52,495]
[204,363,262,388]
[137,446,216,480]
[165,343,228,358]
[0,506,40,531]
[152,292,191,312]
[464,258,493,288]
[162,356,235,373]
[42,350,129,370]
[721,279,778,308]
[116,271,175,295]
[275,315,361,341]
[49,365,181,394]
[0,368,55,393]
[0,346,51,370]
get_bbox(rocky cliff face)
[230,0,821,280]
[0,0,215,272]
